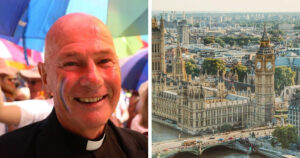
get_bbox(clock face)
[267,62,273,70]
[256,62,261,69]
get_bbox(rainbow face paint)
[57,75,69,112]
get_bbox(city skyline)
[152,8,300,157]
[153,0,300,12]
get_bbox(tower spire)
[258,23,272,54]
[261,23,269,42]
[160,16,164,28]
[160,16,164,36]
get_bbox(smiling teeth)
[79,97,103,103]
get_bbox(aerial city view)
[152,0,300,157]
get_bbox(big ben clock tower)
[255,25,275,126]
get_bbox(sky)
[152,0,300,12]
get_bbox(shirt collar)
[86,134,105,151]
[49,110,107,151]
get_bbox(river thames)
[152,121,268,158]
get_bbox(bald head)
[45,13,115,63]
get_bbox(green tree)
[185,60,200,78]
[215,37,225,47]
[202,58,225,75]
[220,124,232,132]
[272,125,297,149]
[270,138,277,147]
[221,36,260,47]
[295,25,300,30]
[194,23,200,27]
[268,29,284,44]
[203,37,215,45]
[275,66,296,95]
[233,64,249,82]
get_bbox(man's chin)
[77,114,110,128]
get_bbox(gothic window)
[152,44,154,52]
[158,62,160,70]
[238,115,242,122]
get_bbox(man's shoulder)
[117,125,147,143]
[0,120,43,156]
[107,121,148,156]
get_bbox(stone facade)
[152,17,166,79]
[288,90,300,136]
[152,73,252,135]
[254,25,275,126]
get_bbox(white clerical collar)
[86,134,106,151]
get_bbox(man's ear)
[38,62,50,93]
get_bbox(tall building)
[172,42,187,81]
[182,11,186,20]
[288,89,300,136]
[177,20,189,44]
[152,17,166,79]
[254,25,275,125]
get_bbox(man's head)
[0,67,19,101]
[38,13,121,139]
[19,67,43,99]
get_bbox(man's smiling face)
[39,13,121,138]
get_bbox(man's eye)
[98,59,114,66]
[63,62,80,67]
[99,59,110,64]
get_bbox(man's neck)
[74,126,105,140]
[56,113,105,140]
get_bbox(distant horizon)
[152,0,300,13]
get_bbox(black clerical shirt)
[0,110,147,158]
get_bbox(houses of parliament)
[152,17,275,135]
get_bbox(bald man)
[0,13,147,158]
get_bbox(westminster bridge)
[152,126,275,158]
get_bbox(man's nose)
[80,62,103,88]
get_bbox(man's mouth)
[74,95,108,103]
